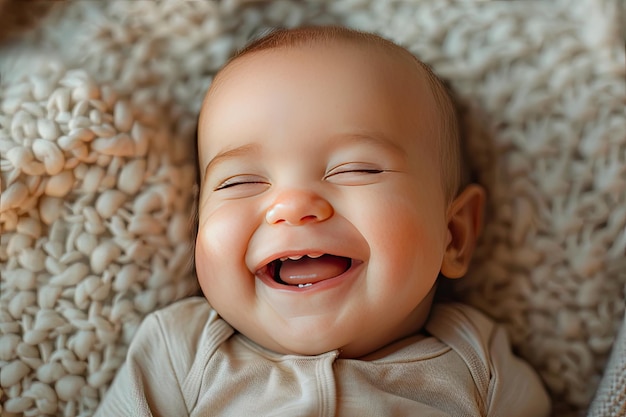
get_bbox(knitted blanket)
[1,1,624,416]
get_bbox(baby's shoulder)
[145,297,234,344]
[427,302,496,339]
[152,296,215,322]
[425,303,550,416]
[425,303,503,396]
[425,302,501,366]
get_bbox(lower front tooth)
[298,283,313,288]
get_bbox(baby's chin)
[240,330,403,359]
[234,309,432,359]
[222,287,437,358]
[236,327,352,357]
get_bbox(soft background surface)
[0,1,624,416]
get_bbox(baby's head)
[195,26,485,358]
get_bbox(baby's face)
[196,42,450,358]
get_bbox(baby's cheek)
[194,232,219,291]
[197,203,259,273]
[369,198,446,267]
[196,211,236,275]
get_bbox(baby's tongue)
[279,255,350,285]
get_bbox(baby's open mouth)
[265,254,352,288]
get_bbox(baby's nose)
[265,190,333,226]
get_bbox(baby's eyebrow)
[203,143,261,179]
[342,133,401,149]
[333,132,404,153]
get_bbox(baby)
[96,26,550,416]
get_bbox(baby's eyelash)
[325,168,385,178]
[349,169,384,174]
[214,176,268,191]
[215,181,260,190]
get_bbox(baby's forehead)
[202,38,449,141]
[210,38,437,105]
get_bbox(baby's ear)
[440,184,486,279]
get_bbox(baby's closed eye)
[214,174,270,191]
[324,163,389,185]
